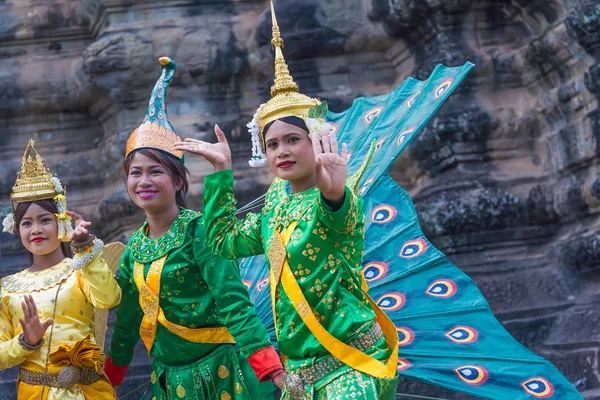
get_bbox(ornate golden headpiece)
[257,1,320,131]
[11,139,57,203]
[126,57,183,160]
[247,1,322,167]
[3,139,73,241]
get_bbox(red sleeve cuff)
[247,346,284,382]
[104,357,129,386]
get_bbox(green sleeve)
[203,169,265,259]
[317,186,364,233]
[107,246,143,366]
[193,221,272,358]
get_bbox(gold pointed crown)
[11,139,58,203]
[256,1,320,134]
[126,57,183,159]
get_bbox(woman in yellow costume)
[0,140,121,399]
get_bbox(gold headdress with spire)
[257,1,320,131]
[11,140,57,203]
[126,57,183,160]
[247,1,323,167]
[3,139,73,241]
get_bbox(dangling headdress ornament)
[247,1,330,167]
[126,57,183,161]
[2,139,73,241]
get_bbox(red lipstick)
[277,161,295,169]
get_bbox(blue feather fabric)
[239,62,582,399]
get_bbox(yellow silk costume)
[0,254,121,399]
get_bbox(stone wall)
[0,0,598,398]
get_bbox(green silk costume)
[108,209,276,399]
[106,57,282,399]
[221,58,582,400]
[201,1,580,396]
[203,162,398,399]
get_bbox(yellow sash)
[269,222,398,378]
[133,256,235,354]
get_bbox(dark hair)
[263,116,309,138]
[14,199,73,258]
[123,148,189,208]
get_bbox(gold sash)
[133,256,235,354]
[269,222,398,378]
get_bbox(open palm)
[175,125,232,172]
[19,294,53,346]
[312,129,348,201]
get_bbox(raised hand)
[66,211,92,243]
[175,125,232,172]
[312,128,348,203]
[18,294,53,346]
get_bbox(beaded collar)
[129,208,201,264]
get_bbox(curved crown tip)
[159,57,173,66]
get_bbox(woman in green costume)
[174,4,399,399]
[175,1,586,399]
[104,57,285,400]
[177,1,584,399]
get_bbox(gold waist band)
[19,366,102,389]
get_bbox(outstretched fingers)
[20,300,30,321]
[41,318,54,331]
[174,139,210,156]
[214,124,229,144]
[21,295,36,322]
[27,295,38,318]
[320,129,331,153]
[340,143,348,161]
[65,211,83,226]
[329,130,338,155]
[312,133,323,157]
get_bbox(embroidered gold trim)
[1,260,73,293]
[134,257,165,353]
[126,121,183,159]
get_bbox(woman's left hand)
[66,211,92,243]
[272,370,286,389]
[312,128,348,203]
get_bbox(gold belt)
[19,366,102,389]
[285,322,384,398]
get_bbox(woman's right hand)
[18,294,53,346]
[175,124,232,172]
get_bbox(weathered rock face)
[0,0,597,398]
